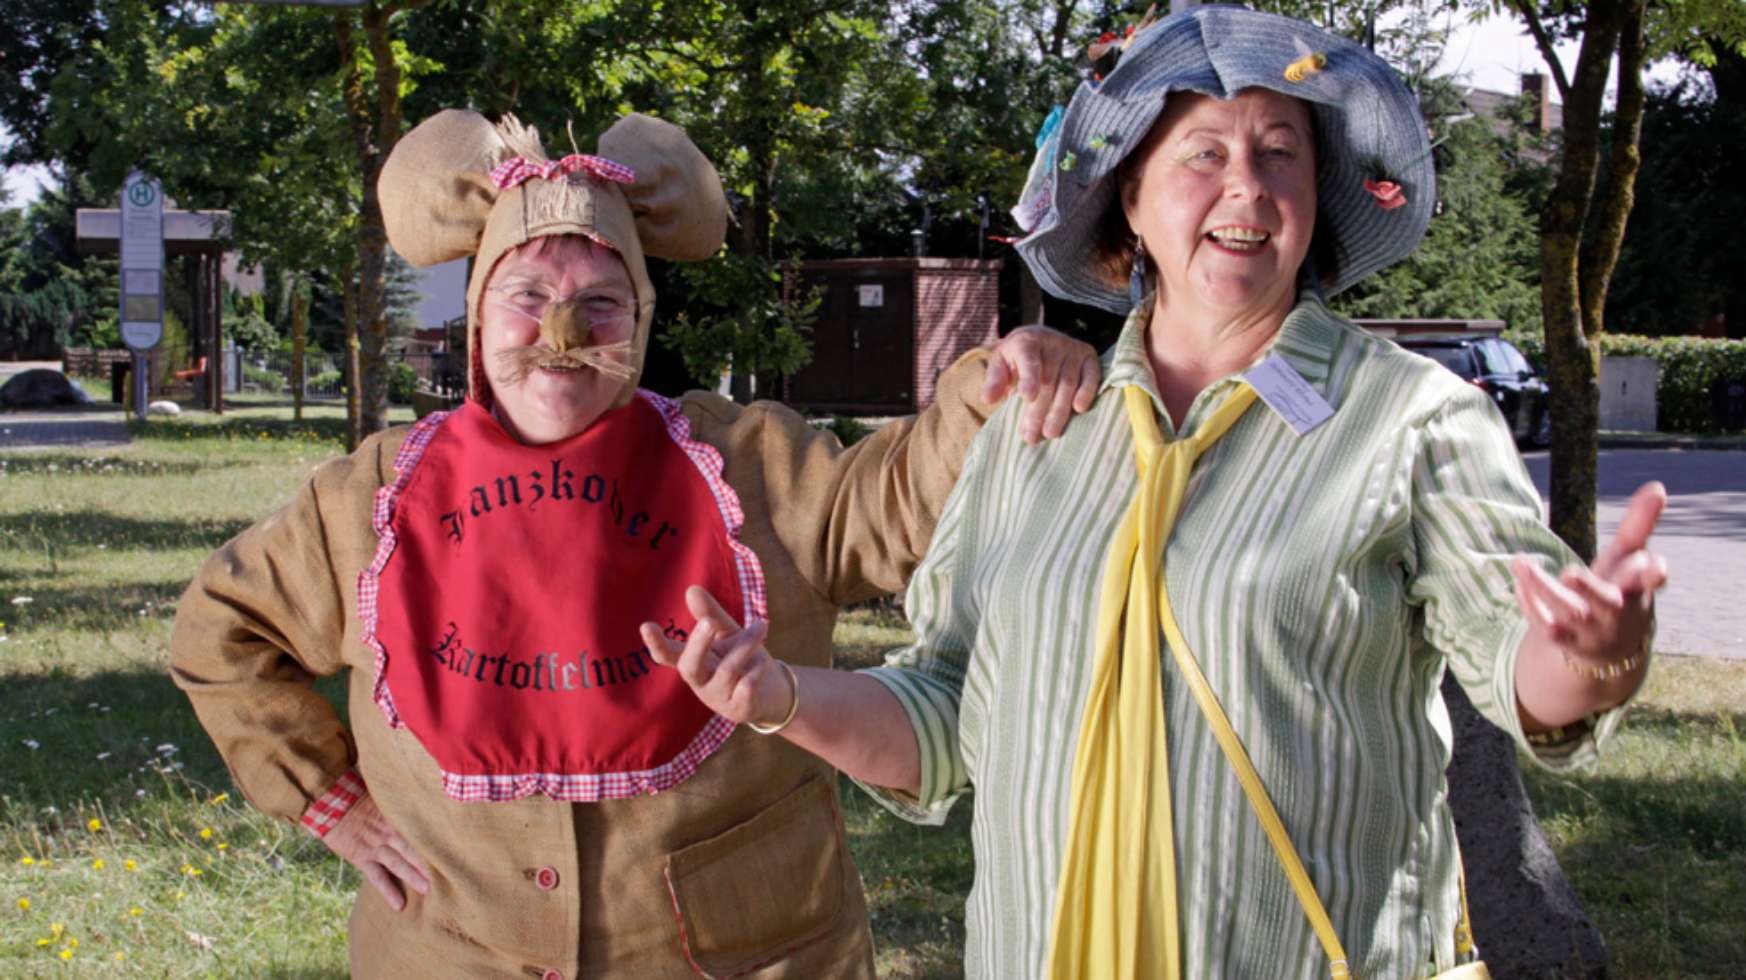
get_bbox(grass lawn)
[2,405,1740,977]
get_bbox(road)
[1524,449,1745,660]
[0,409,131,449]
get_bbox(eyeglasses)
[485,281,637,343]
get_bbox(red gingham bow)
[489,153,637,191]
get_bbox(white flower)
[9,596,31,606]
[155,744,178,755]
[23,739,40,750]
[95,752,112,761]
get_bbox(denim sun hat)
[1012,4,1435,313]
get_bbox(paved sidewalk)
[0,410,132,449]
[1525,448,1745,660]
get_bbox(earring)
[1129,239,1149,308]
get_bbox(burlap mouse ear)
[598,114,727,262]
[378,109,513,267]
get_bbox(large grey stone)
[0,368,94,408]
[1442,674,1607,979]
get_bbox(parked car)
[1395,334,1551,448]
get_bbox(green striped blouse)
[859,296,1629,979]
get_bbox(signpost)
[120,171,164,421]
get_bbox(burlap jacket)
[170,352,995,979]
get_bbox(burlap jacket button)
[534,866,559,890]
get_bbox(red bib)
[359,393,766,802]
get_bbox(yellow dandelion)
[36,938,50,947]
[115,952,126,962]
[16,897,29,910]
[67,938,78,949]
[128,906,143,917]
[208,793,229,805]
[198,828,213,840]
[50,922,64,937]
[19,856,34,866]
[216,842,228,851]
[91,859,105,870]
[87,818,103,832]
[124,859,137,872]
[58,948,73,961]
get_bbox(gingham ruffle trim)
[356,396,769,803]
[360,410,454,729]
[636,389,771,627]
[299,768,366,838]
[489,153,636,191]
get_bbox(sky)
[1425,7,1689,101]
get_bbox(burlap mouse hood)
[379,109,727,408]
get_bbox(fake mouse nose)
[539,299,591,353]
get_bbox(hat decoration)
[1083,4,1161,85]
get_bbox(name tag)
[1244,355,1333,436]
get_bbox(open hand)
[642,586,792,727]
[1512,481,1669,669]
[321,793,431,912]
[982,324,1101,444]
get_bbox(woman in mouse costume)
[170,109,1099,978]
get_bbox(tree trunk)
[1442,676,1607,978]
[337,1,422,440]
[291,279,307,422]
[1526,0,1624,562]
[344,272,362,452]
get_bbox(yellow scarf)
[1046,382,1258,979]
[1047,379,1487,980]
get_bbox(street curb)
[1597,432,1746,451]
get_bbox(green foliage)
[1603,78,1745,336]
[1335,78,1546,331]
[1508,332,1746,432]
[308,369,345,393]
[223,289,279,353]
[818,415,872,448]
[0,176,119,357]
[659,254,821,393]
[387,361,418,405]
[242,363,285,393]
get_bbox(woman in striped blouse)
[647,8,1667,978]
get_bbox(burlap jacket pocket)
[663,774,848,978]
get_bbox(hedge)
[1505,333,1746,433]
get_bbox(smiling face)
[1120,88,1318,325]
[477,235,639,445]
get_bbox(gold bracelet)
[1558,645,1646,682]
[747,660,800,735]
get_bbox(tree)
[1603,70,1746,337]
[1488,0,1746,558]
[0,175,118,358]
[333,0,431,443]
